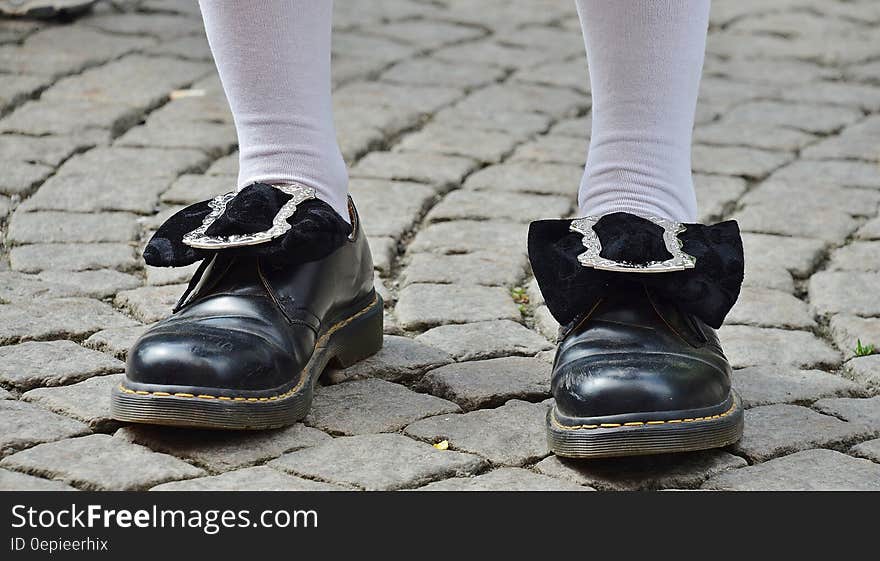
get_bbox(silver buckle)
[182,183,317,249]
[569,215,697,273]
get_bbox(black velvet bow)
[528,212,744,330]
[143,182,352,268]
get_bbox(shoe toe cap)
[552,352,731,420]
[125,323,297,392]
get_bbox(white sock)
[198,0,350,223]
[575,0,710,222]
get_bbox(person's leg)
[576,0,710,222]
[529,0,745,460]
[199,0,350,222]
[114,1,383,430]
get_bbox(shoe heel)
[329,295,384,368]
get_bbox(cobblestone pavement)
[1,0,880,491]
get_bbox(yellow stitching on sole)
[551,400,738,431]
[117,296,379,404]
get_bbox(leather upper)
[551,283,733,422]
[125,203,375,395]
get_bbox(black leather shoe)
[528,212,745,458]
[111,183,382,430]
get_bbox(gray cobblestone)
[83,324,152,360]
[419,356,551,411]
[418,468,589,491]
[0,298,137,345]
[35,270,141,299]
[0,26,153,77]
[732,404,874,462]
[702,449,880,491]
[1,399,91,458]
[23,373,124,432]
[741,234,825,278]
[8,211,140,245]
[726,287,815,329]
[849,439,880,463]
[829,315,880,360]
[395,284,521,330]
[382,57,504,89]
[114,284,186,323]
[151,466,342,491]
[350,179,436,239]
[694,174,748,222]
[813,396,880,432]
[327,335,452,384]
[718,326,840,369]
[395,123,518,163]
[731,366,863,409]
[464,161,583,197]
[0,340,123,391]
[810,271,880,316]
[415,320,551,361]
[306,379,460,436]
[827,242,880,272]
[0,469,77,491]
[771,159,880,190]
[692,145,793,179]
[732,204,857,244]
[9,243,138,273]
[400,251,526,287]
[405,400,550,466]
[0,433,204,491]
[432,107,551,136]
[842,356,880,392]
[427,190,571,224]
[117,423,331,472]
[534,450,746,491]
[270,433,486,491]
[409,220,527,256]
[351,151,479,191]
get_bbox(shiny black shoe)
[528,212,745,458]
[111,183,382,430]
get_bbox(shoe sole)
[110,295,384,430]
[547,392,743,459]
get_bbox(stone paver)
[269,433,487,491]
[117,423,331,472]
[2,0,879,492]
[420,357,551,411]
[702,449,880,491]
[415,320,552,361]
[850,439,880,463]
[0,340,124,391]
[813,396,880,432]
[718,326,841,369]
[0,434,204,491]
[151,466,343,491]
[417,467,589,491]
[841,356,880,391]
[534,450,746,491]
[326,335,452,384]
[405,400,551,466]
[23,374,124,432]
[396,284,521,330]
[0,468,78,491]
[809,272,880,316]
[0,298,137,345]
[732,404,875,462]
[731,366,863,409]
[0,400,90,458]
[306,379,460,436]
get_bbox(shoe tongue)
[204,183,290,236]
[195,255,267,299]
